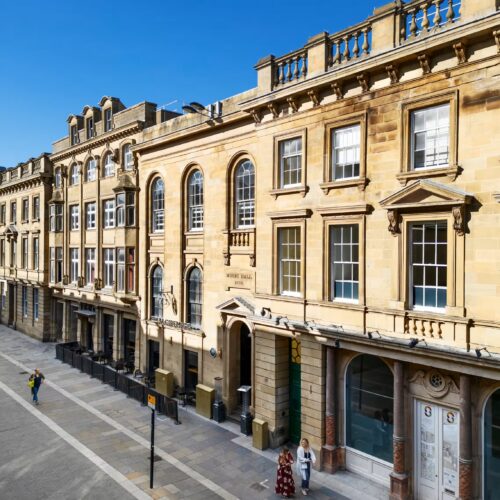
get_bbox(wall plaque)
[225,269,254,291]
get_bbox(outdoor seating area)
[55,341,179,424]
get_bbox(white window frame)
[86,159,97,182]
[32,196,40,219]
[86,202,96,230]
[70,205,79,231]
[55,247,63,283]
[32,237,39,270]
[70,248,79,283]
[103,248,115,289]
[410,103,450,170]
[22,237,28,269]
[70,164,79,185]
[54,168,62,188]
[332,124,360,181]
[330,224,359,303]
[117,248,125,292]
[188,170,204,231]
[85,248,96,286]
[278,226,302,297]
[279,137,302,188]
[103,199,115,228]
[409,220,447,312]
[103,153,115,177]
[235,160,255,228]
[22,286,28,318]
[123,145,134,171]
[104,108,112,132]
[151,178,164,232]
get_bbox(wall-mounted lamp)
[333,339,340,348]
[275,316,289,325]
[475,347,490,358]
[367,330,381,339]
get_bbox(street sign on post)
[148,394,156,489]
[148,394,156,410]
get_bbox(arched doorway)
[227,320,252,413]
[345,354,393,484]
[484,388,500,499]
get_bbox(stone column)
[390,361,409,500]
[321,346,341,472]
[459,375,473,500]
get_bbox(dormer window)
[123,145,134,171]
[71,125,79,146]
[86,117,94,140]
[104,108,112,132]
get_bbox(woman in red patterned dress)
[275,447,296,498]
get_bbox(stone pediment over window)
[3,225,18,239]
[216,296,255,317]
[379,179,473,235]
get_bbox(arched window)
[123,144,134,170]
[86,159,97,182]
[188,170,204,231]
[151,178,164,232]
[187,267,202,328]
[235,160,255,228]
[151,265,163,319]
[103,153,115,177]
[346,354,393,463]
[484,388,500,498]
[70,164,79,185]
[54,168,62,188]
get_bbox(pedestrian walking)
[296,438,316,496]
[28,368,45,405]
[275,447,295,498]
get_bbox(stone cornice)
[0,175,48,196]
[51,120,145,162]
[239,13,500,113]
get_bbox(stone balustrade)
[402,0,461,40]
[272,49,308,89]
[230,230,251,247]
[328,23,372,67]
[404,314,444,339]
[254,0,497,94]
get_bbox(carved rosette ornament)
[409,369,459,399]
[387,209,399,235]
[452,205,464,235]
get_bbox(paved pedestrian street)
[0,326,388,500]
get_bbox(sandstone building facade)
[1,0,499,498]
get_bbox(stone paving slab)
[0,326,389,500]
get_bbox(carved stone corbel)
[385,64,399,84]
[493,30,500,53]
[307,90,320,107]
[417,54,431,75]
[287,97,299,113]
[249,254,256,267]
[452,205,464,235]
[250,110,261,124]
[453,42,467,64]
[357,73,370,93]
[331,82,343,100]
[267,103,279,119]
[223,252,230,266]
[387,209,400,235]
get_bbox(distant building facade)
[49,96,177,368]
[0,155,52,340]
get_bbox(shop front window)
[346,354,394,463]
[484,388,500,499]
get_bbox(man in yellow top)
[28,368,45,405]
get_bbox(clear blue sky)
[0,0,379,167]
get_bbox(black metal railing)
[55,342,180,424]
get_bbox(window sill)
[308,299,365,310]
[255,292,305,304]
[320,177,367,193]
[396,165,460,186]
[269,185,309,199]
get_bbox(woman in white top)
[296,437,316,496]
